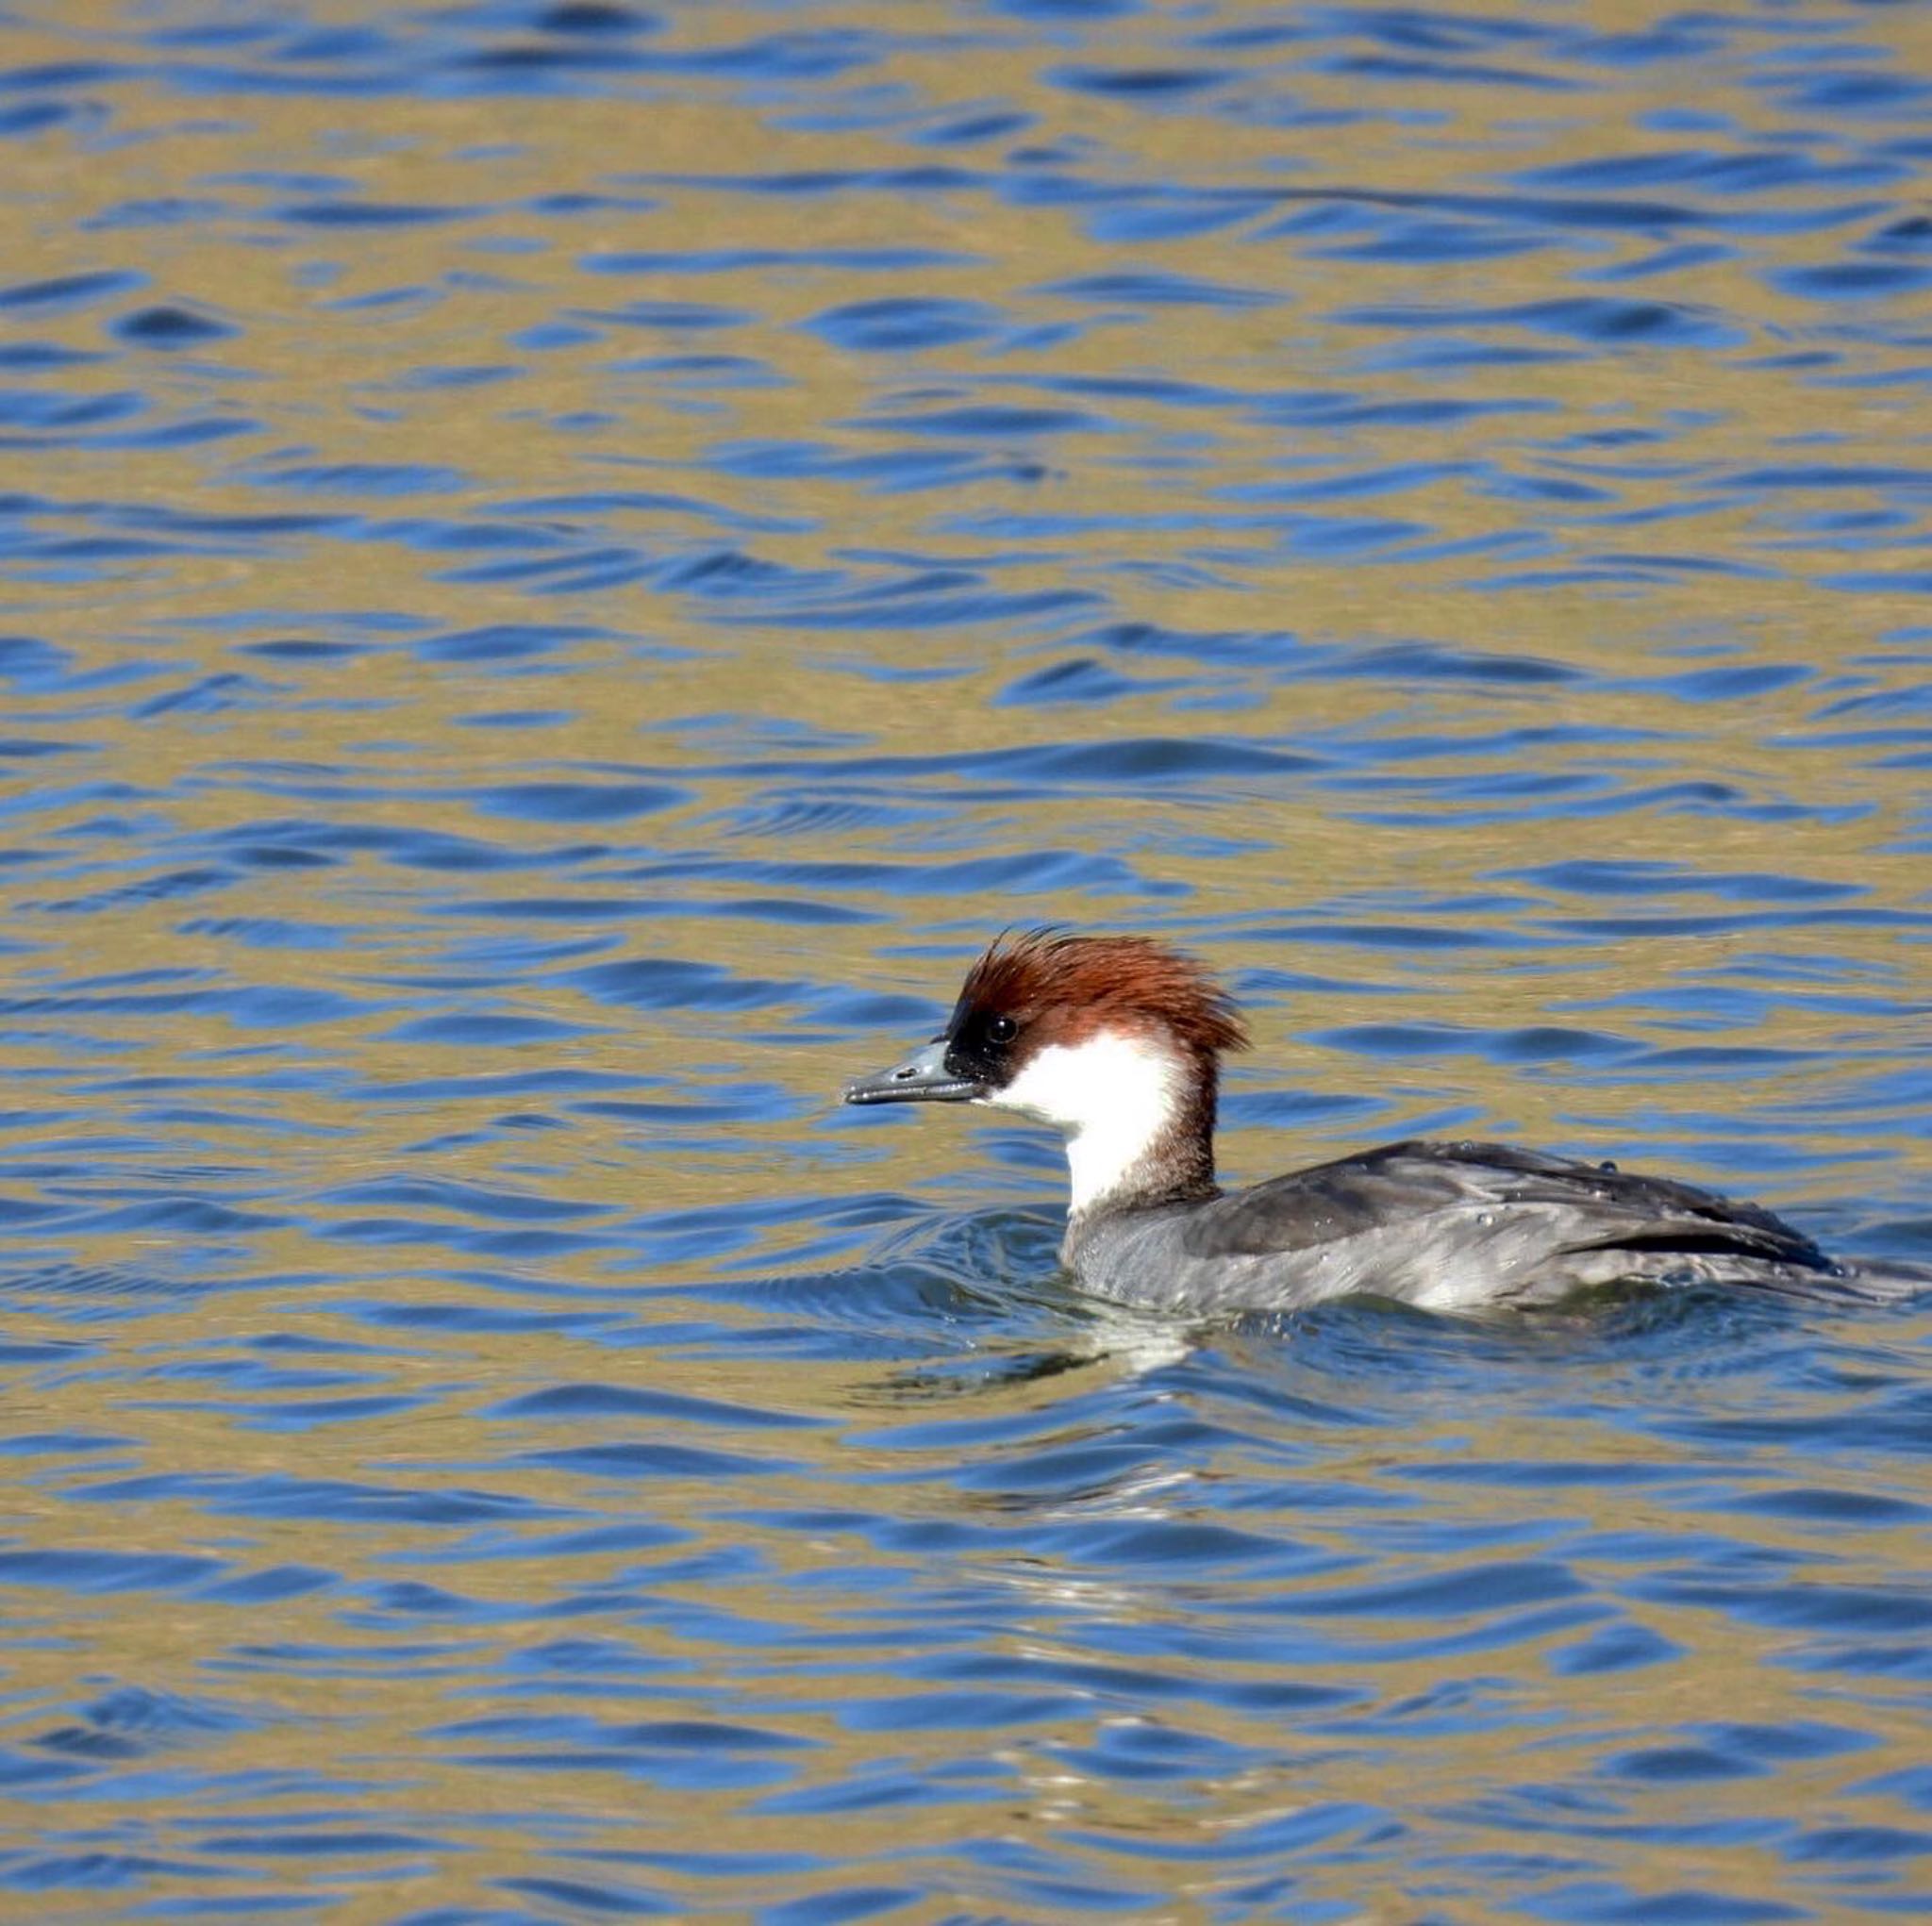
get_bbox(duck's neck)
[986,1029,1221,1220]
[1068,1097,1220,1220]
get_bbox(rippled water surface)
[2,1,1930,1919]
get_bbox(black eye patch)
[943,1002,1023,1083]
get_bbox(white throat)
[978,1029,1187,1214]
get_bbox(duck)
[842,927,1877,1313]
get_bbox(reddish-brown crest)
[958,928,1249,1058]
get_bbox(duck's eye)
[987,1015,1017,1043]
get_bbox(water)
[2,0,1929,1918]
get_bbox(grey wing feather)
[1180,1138,1836,1273]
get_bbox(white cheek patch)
[982,1032,1184,1213]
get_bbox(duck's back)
[1065,1137,1844,1314]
